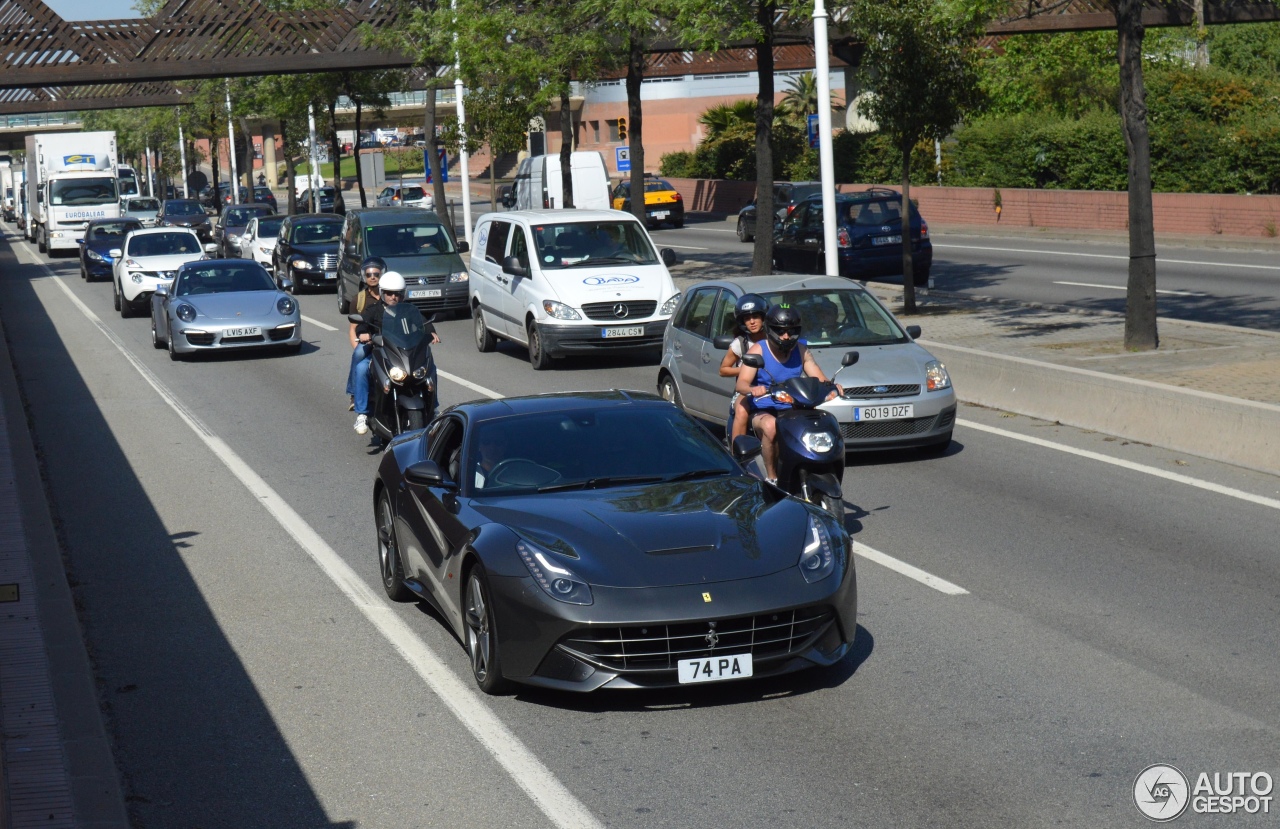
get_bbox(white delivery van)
[506,152,611,211]
[469,209,680,369]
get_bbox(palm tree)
[781,71,844,120]
[698,99,757,140]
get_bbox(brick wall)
[664,178,1280,239]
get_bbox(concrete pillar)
[261,122,279,187]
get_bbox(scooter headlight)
[801,431,837,453]
[773,390,795,405]
[798,514,837,583]
[412,366,428,380]
[388,366,408,383]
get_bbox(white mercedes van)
[506,152,612,211]
[469,209,681,369]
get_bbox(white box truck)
[1,160,16,222]
[508,152,612,211]
[25,131,121,253]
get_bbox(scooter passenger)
[352,271,440,435]
[735,305,842,483]
[718,293,769,444]
[346,256,385,410]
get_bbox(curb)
[0,269,130,828]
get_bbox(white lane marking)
[699,228,739,234]
[655,243,710,251]
[302,314,338,331]
[851,542,968,596]
[437,369,502,400]
[933,242,1280,271]
[1054,280,1206,297]
[959,419,1280,512]
[24,247,603,829]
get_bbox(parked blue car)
[77,218,144,281]
[772,187,933,286]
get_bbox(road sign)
[423,147,449,183]
[616,146,631,173]
[807,114,820,149]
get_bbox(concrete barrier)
[923,341,1280,477]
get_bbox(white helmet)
[380,271,407,292]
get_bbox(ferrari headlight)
[175,304,197,322]
[798,514,837,584]
[290,256,316,270]
[516,539,593,605]
[925,360,951,391]
[388,365,408,383]
[660,292,682,315]
[801,431,836,453]
[412,366,428,380]
[542,300,581,320]
[448,270,468,283]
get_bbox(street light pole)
[307,104,321,214]
[452,0,472,246]
[814,0,838,276]
[225,81,239,206]
[177,112,189,198]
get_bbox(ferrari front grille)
[560,606,834,672]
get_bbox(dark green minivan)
[337,207,470,315]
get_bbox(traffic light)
[618,117,628,142]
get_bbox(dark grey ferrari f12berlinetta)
[373,390,858,694]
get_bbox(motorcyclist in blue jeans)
[346,256,385,410]
[352,272,440,435]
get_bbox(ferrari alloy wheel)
[377,494,411,601]
[464,566,510,694]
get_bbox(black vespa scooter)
[735,351,860,524]
[348,304,436,442]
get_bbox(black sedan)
[272,214,344,293]
[76,218,143,281]
[374,391,858,694]
[157,199,214,242]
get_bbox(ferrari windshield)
[470,406,736,494]
[174,263,275,296]
[758,289,908,347]
[381,304,429,349]
[532,220,658,269]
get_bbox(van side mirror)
[732,435,762,463]
[741,353,764,369]
[905,325,921,339]
[660,248,677,267]
[456,241,469,253]
[841,351,860,366]
[502,255,527,277]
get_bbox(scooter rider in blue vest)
[735,304,842,484]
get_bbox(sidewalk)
[668,258,1280,476]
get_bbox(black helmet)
[359,256,387,276]
[734,293,769,329]
[765,305,803,358]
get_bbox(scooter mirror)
[905,325,922,339]
[372,334,385,348]
[347,314,363,325]
[841,351,860,366]
[660,248,677,267]
[732,435,762,462]
[741,353,765,370]
[712,335,735,350]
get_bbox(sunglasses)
[383,290,403,298]
[364,271,382,278]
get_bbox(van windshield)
[531,221,658,269]
[365,222,456,257]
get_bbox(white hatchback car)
[375,183,434,210]
[469,209,680,369]
[112,227,215,318]
[233,214,284,268]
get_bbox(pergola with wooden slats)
[3,0,1280,116]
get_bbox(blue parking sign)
[616,146,631,172]
[807,114,820,149]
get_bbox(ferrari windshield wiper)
[538,475,666,492]
[665,468,733,482]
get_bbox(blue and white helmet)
[734,293,769,329]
